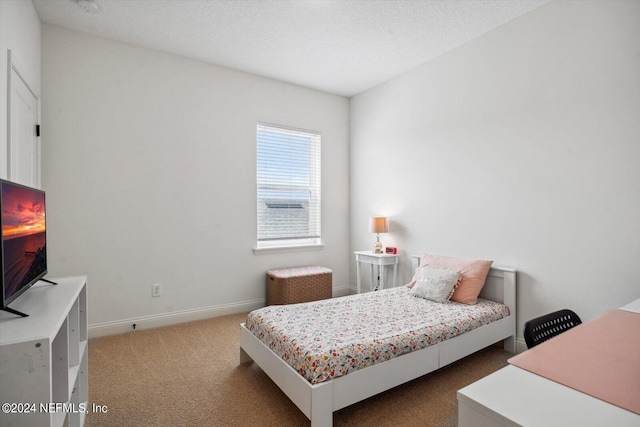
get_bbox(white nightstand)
[354,250,399,293]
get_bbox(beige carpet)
[86,313,509,426]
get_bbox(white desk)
[354,251,398,293]
[457,298,640,427]
[620,298,640,313]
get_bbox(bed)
[239,254,516,427]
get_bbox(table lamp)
[369,217,388,254]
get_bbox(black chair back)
[523,309,582,349]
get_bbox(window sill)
[253,243,325,255]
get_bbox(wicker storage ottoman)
[266,266,332,305]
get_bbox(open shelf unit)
[0,276,88,427]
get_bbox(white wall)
[350,0,640,340]
[0,0,41,179]
[41,25,350,334]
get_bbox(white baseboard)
[515,337,527,353]
[89,286,355,339]
[332,285,353,298]
[88,299,265,339]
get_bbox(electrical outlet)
[152,283,161,297]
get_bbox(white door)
[8,50,40,187]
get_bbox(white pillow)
[409,266,461,303]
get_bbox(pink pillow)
[419,254,493,304]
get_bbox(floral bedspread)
[245,286,509,384]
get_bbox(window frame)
[254,122,323,254]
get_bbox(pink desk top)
[509,309,640,415]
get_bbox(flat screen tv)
[0,179,51,317]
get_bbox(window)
[256,123,321,248]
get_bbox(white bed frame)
[239,255,516,427]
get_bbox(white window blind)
[256,123,321,246]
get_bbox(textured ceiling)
[33,0,550,97]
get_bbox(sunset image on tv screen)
[2,184,45,240]
[2,182,47,302]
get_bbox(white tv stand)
[0,276,88,427]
